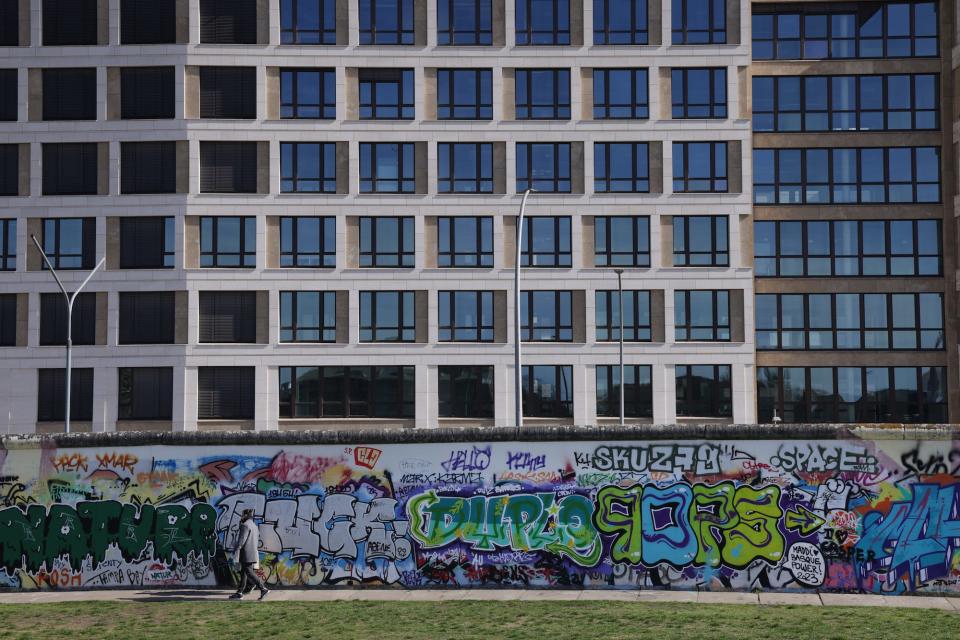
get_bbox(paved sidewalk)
[0,589,957,610]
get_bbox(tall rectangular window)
[515,69,570,119]
[119,217,174,269]
[437,69,493,120]
[120,67,175,119]
[359,143,416,193]
[672,0,725,44]
[516,0,569,45]
[42,143,98,195]
[43,0,97,45]
[280,291,336,342]
[42,68,96,121]
[281,0,337,44]
[0,69,16,121]
[42,218,95,270]
[40,292,95,346]
[359,216,415,267]
[438,0,492,45]
[675,290,730,341]
[121,0,175,44]
[0,1,18,45]
[359,0,414,44]
[38,368,93,422]
[438,216,493,267]
[438,143,493,193]
[521,290,573,341]
[200,67,256,119]
[596,290,651,341]
[0,219,15,271]
[121,142,176,194]
[119,291,175,344]
[0,144,16,195]
[198,367,255,420]
[199,291,257,343]
[359,291,416,342]
[673,216,728,266]
[279,366,415,418]
[676,364,731,418]
[439,366,494,418]
[200,142,257,193]
[118,368,173,421]
[673,142,727,192]
[594,143,649,192]
[200,0,257,44]
[359,69,414,119]
[672,68,727,118]
[200,216,256,267]
[439,291,494,342]
[0,294,16,346]
[594,0,647,44]
[280,68,336,119]
[280,217,336,267]
[522,365,573,417]
[597,365,653,417]
[593,68,648,119]
[516,143,571,193]
[520,216,571,267]
[281,142,336,193]
[595,216,650,267]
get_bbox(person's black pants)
[237,562,265,594]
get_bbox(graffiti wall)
[0,432,958,594]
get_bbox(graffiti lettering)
[771,444,878,474]
[441,446,491,473]
[506,452,546,472]
[586,445,720,475]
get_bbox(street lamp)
[30,235,104,434]
[514,188,534,429]
[615,269,625,426]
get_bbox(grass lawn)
[0,600,956,640]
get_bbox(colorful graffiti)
[0,435,957,594]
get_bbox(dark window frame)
[515,68,571,120]
[0,294,16,346]
[199,0,257,44]
[593,68,649,119]
[199,216,256,268]
[42,143,98,196]
[0,68,17,121]
[120,141,177,194]
[120,66,176,120]
[594,142,649,193]
[280,68,336,119]
[673,215,729,267]
[118,367,173,421]
[359,68,415,119]
[672,0,726,44]
[280,216,336,268]
[0,144,16,195]
[516,142,572,193]
[0,219,15,271]
[42,68,96,121]
[594,216,650,267]
[438,365,494,418]
[279,365,415,418]
[280,0,337,44]
[520,215,572,267]
[199,141,258,193]
[359,290,416,342]
[279,290,337,343]
[121,0,176,44]
[596,364,653,417]
[198,290,257,344]
[595,290,652,342]
[437,69,493,120]
[520,290,573,342]
[672,67,727,119]
[515,0,570,45]
[359,216,415,267]
[437,0,493,45]
[673,141,728,192]
[198,366,255,420]
[40,291,96,346]
[280,142,337,193]
[42,0,98,46]
[38,368,93,422]
[521,364,573,417]
[359,0,414,44]
[438,142,493,193]
[676,364,732,417]
[359,142,416,193]
[119,216,175,269]
[593,0,648,45]
[42,217,94,270]
[438,290,494,342]
[119,291,175,345]
[675,290,731,342]
[199,66,257,119]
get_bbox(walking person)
[230,509,270,600]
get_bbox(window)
[0,1,18,45]
[359,0,414,44]
[0,144,16,195]
[281,142,336,193]
[280,69,336,119]
[279,366,415,418]
[673,216,728,266]
[281,0,337,44]
[200,142,257,193]
[595,216,650,267]
[121,0,175,44]
[672,68,726,118]
[437,69,493,120]
[42,143,98,195]
[676,364,731,418]
[597,365,652,417]
[593,69,648,119]
[38,368,93,422]
[43,0,97,45]
[199,291,257,343]
[752,74,939,132]
[522,365,573,417]
[0,294,15,346]
[758,366,947,424]
[118,368,173,421]
[755,293,944,351]
[120,67,175,119]
[119,291,175,344]
[596,290,651,341]
[359,291,415,342]
[438,143,493,193]
[439,291,493,342]
[42,68,96,121]
[754,219,942,277]
[0,69,16,121]
[752,2,939,61]
[673,142,727,192]
[594,143,649,193]
[121,142,176,194]
[280,291,336,342]
[200,0,256,44]
[516,0,569,45]
[198,367,255,420]
[754,147,941,204]
[438,0,492,45]
[200,216,256,267]
[515,69,570,119]
[520,216,571,267]
[359,143,415,193]
[438,216,493,267]
[200,67,256,119]
[120,217,175,269]
[439,366,494,418]
[516,143,571,193]
[675,290,730,341]
[594,0,647,44]
[359,216,415,267]
[521,290,573,341]
[359,69,414,119]
[40,292,95,345]
[42,218,95,270]
[0,219,15,270]
[280,217,336,267]
[672,0,725,44]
